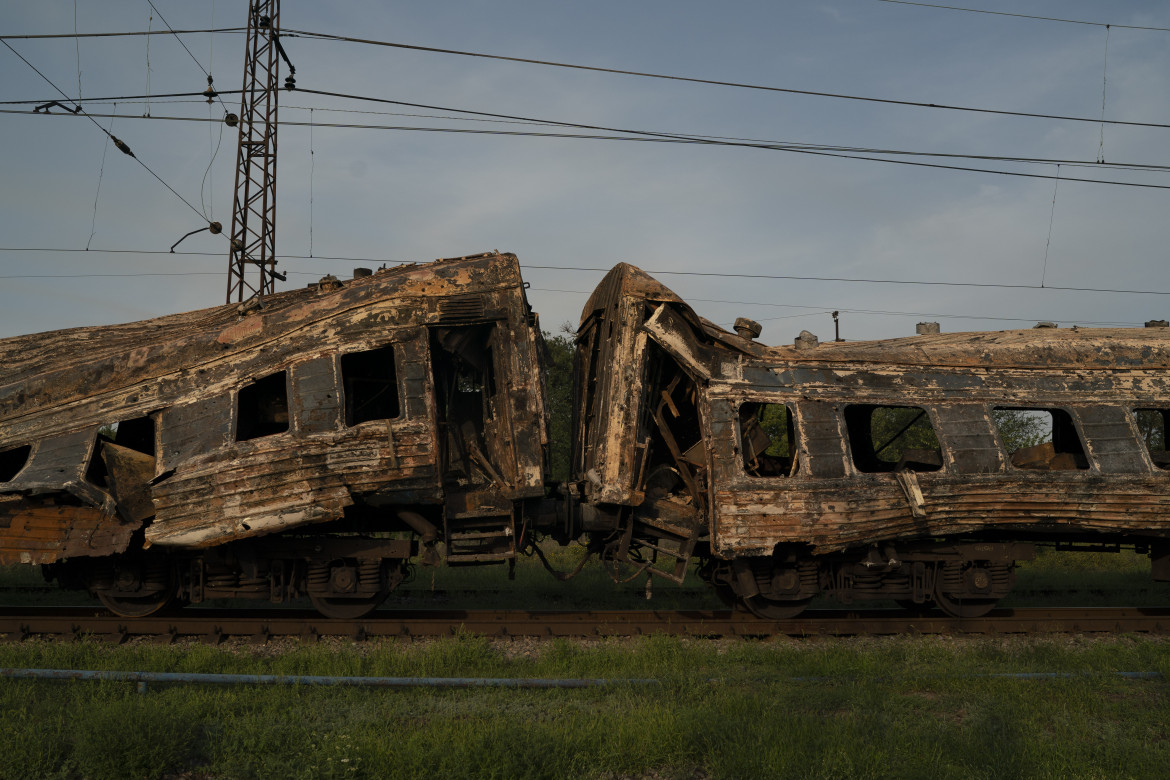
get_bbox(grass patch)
[0,634,1168,779]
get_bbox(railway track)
[1,606,1168,642]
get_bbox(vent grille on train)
[438,295,486,322]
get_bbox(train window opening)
[341,345,401,426]
[236,372,290,441]
[740,402,799,477]
[1134,409,1170,470]
[993,407,1088,470]
[845,405,942,473]
[85,416,156,486]
[0,444,31,482]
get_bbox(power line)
[529,286,1147,327]
[0,28,244,40]
[295,87,1170,188]
[0,270,322,280]
[287,101,1170,175]
[520,264,1170,297]
[0,39,211,223]
[280,28,1170,130]
[13,105,1167,190]
[5,25,1167,131]
[0,90,241,105]
[144,1,215,79]
[142,2,231,116]
[1,247,1167,297]
[1,271,1144,325]
[875,1,1170,32]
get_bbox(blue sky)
[1,1,1168,342]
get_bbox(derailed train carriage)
[0,252,563,617]
[569,263,1170,617]
[2,253,1170,619]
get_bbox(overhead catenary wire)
[5,25,1168,130]
[1,247,1168,298]
[142,1,232,123]
[0,267,1148,326]
[279,28,1170,130]
[0,89,243,105]
[0,28,245,40]
[8,94,1170,177]
[86,107,115,251]
[8,95,1170,178]
[528,287,1147,328]
[0,270,322,279]
[6,106,1169,191]
[0,38,211,223]
[875,0,1170,32]
[145,1,213,80]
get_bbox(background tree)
[991,408,1052,454]
[1133,409,1166,451]
[543,325,575,482]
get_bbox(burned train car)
[0,252,555,617]
[571,263,1170,617]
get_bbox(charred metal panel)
[1075,406,1151,474]
[1,428,93,490]
[933,405,1004,474]
[795,402,849,479]
[101,443,156,524]
[398,336,432,420]
[438,294,487,322]
[0,428,109,508]
[292,356,342,434]
[0,496,136,565]
[158,396,233,474]
[712,474,1170,556]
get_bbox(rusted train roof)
[0,252,526,432]
[600,262,1170,372]
[580,262,686,321]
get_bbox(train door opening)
[429,324,517,564]
[616,345,708,584]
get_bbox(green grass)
[1005,549,1170,607]
[0,634,1168,779]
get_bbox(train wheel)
[932,587,998,619]
[98,590,176,618]
[93,558,178,617]
[742,595,811,620]
[310,590,389,619]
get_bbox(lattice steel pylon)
[227,0,286,304]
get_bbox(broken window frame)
[0,443,32,482]
[1132,408,1170,471]
[235,371,291,442]
[85,415,157,488]
[843,404,944,474]
[340,342,403,427]
[738,400,801,479]
[992,405,1091,472]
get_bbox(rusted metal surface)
[0,252,551,612]
[5,254,1170,621]
[570,263,1170,613]
[0,496,135,566]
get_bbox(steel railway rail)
[0,606,1167,642]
